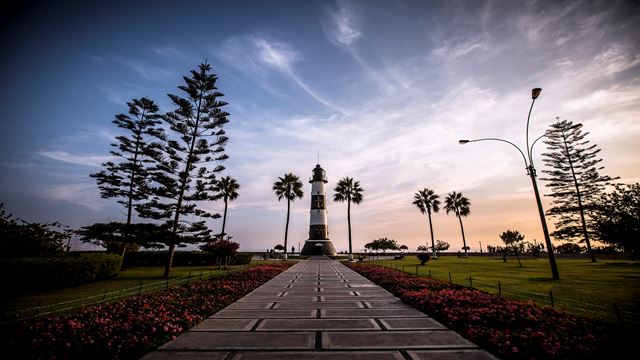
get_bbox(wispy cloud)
[432,37,489,61]
[216,35,344,112]
[38,151,111,167]
[112,56,173,81]
[39,183,104,211]
[324,1,362,47]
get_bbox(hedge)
[122,251,252,267]
[0,253,121,293]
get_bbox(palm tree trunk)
[221,196,228,236]
[458,215,468,257]
[284,198,290,260]
[347,199,352,260]
[427,211,437,258]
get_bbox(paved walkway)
[142,260,497,360]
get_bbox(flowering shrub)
[4,262,291,359]
[348,263,621,359]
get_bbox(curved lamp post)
[459,88,560,280]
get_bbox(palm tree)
[213,176,240,236]
[412,188,441,258]
[444,191,471,257]
[333,177,364,260]
[272,173,304,260]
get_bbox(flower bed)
[347,263,623,359]
[4,262,292,359]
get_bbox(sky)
[1,0,639,253]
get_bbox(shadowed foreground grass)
[1,264,251,319]
[372,255,639,325]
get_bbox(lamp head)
[458,140,470,145]
[532,88,542,100]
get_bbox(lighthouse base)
[300,240,337,256]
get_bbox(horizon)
[1,0,639,254]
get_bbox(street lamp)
[458,88,560,280]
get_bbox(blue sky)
[1,0,639,252]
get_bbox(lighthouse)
[300,164,337,256]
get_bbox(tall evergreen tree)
[90,98,163,257]
[272,173,304,260]
[541,119,617,262]
[139,62,230,278]
[412,188,440,258]
[444,191,471,257]
[213,176,240,236]
[333,177,364,260]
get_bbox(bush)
[0,253,121,292]
[0,203,68,258]
[417,253,431,265]
[123,251,252,267]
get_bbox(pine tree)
[541,119,617,262]
[139,62,230,278]
[90,98,164,257]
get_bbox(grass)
[374,255,640,325]
[0,263,253,322]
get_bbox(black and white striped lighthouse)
[300,164,337,256]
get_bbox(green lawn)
[372,255,640,325]
[1,264,254,323]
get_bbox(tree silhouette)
[592,183,640,257]
[445,191,471,257]
[412,188,440,258]
[333,177,364,260]
[542,119,617,262]
[138,62,230,278]
[213,176,240,236]
[499,229,525,266]
[90,98,163,257]
[272,173,304,260]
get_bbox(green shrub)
[417,253,431,265]
[0,253,121,293]
[123,251,253,267]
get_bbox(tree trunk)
[221,196,228,236]
[164,244,176,279]
[503,250,507,263]
[347,198,353,260]
[562,131,597,263]
[458,215,468,257]
[284,198,290,260]
[428,211,437,258]
[515,250,522,267]
[121,117,146,261]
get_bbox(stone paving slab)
[231,351,406,360]
[407,350,500,360]
[190,319,258,331]
[322,331,475,349]
[212,309,316,318]
[144,260,498,359]
[321,308,427,318]
[140,351,229,360]
[160,331,316,350]
[273,300,364,309]
[256,318,381,331]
